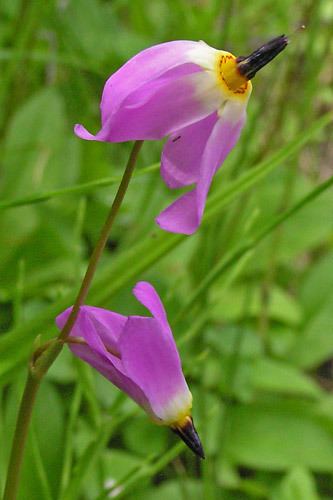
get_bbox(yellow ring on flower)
[215,51,252,102]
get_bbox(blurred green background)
[0,0,333,498]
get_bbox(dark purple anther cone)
[172,416,205,459]
[236,35,289,80]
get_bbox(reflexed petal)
[74,124,97,141]
[156,101,247,234]
[120,316,191,423]
[100,41,201,123]
[156,190,198,235]
[56,306,126,354]
[132,281,171,335]
[76,70,222,142]
[56,307,113,358]
[69,341,149,409]
[56,307,149,410]
[196,102,246,217]
[161,112,218,189]
[75,40,202,141]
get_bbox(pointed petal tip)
[74,123,97,141]
[171,417,205,459]
[155,213,197,236]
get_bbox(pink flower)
[56,282,204,458]
[75,36,288,234]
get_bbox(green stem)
[2,373,41,500]
[2,140,143,500]
[58,140,144,342]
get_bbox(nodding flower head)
[56,281,204,458]
[75,36,288,235]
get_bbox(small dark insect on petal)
[172,135,181,143]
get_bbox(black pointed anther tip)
[236,34,289,80]
[172,417,205,459]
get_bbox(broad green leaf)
[286,296,333,369]
[143,480,202,500]
[300,251,333,321]
[102,449,141,482]
[2,88,77,197]
[271,467,319,500]
[210,284,301,326]
[225,401,333,471]
[205,325,263,358]
[123,416,168,456]
[251,358,322,399]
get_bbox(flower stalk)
[2,140,144,500]
[58,140,144,342]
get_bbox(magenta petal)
[195,108,246,219]
[74,124,97,141]
[70,341,149,409]
[120,316,190,421]
[161,112,218,189]
[88,71,220,142]
[75,41,201,142]
[56,306,127,354]
[156,103,246,234]
[132,281,171,335]
[99,41,200,123]
[56,307,149,410]
[156,190,198,235]
[56,307,111,358]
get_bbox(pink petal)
[132,281,171,335]
[79,70,221,142]
[56,306,126,354]
[156,102,247,234]
[74,124,97,141]
[161,112,218,189]
[56,307,149,410]
[70,341,150,410]
[100,41,201,123]
[75,41,202,142]
[119,316,190,421]
[156,190,198,235]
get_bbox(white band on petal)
[187,41,220,71]
[155,388,193,425]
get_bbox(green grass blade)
[178,173,333,317]
[98,443,185,500]
[0,163,159,210]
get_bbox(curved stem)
[58,140,143,342]
[2,140,143,500]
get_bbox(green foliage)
[272,467,320,500]
[1,0,333,499]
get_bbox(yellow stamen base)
[215,52,252,102]
[173,414,192,429]
[171,415,205,458]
